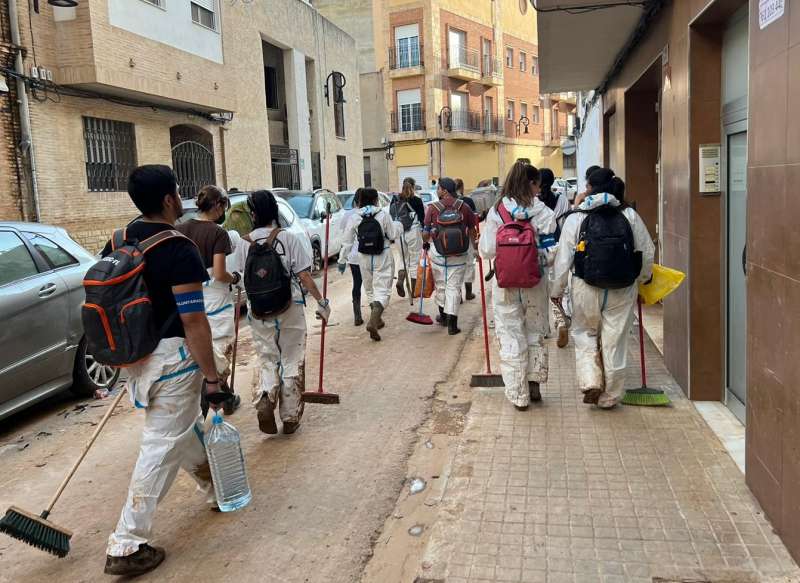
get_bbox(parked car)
[553,178,578,202]
[275,189,345,270]
[0,222,120,421]
[335,190,391,211]
[417,190,439,207]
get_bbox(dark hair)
[454,178,464,195]
[359,187,379,207]
[585,165,601,181]
[248,190,280,228]
[538,168,557,211]
[196,185,229,213]
[128,165,178,216]
[588,167,626,203]
[500,161,539,208]
[438,177,457,195]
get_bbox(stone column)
[284,48,313,189]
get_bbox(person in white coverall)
[339,187,402,341]
[551,168,654,409]
[479,162,557,410]
[245,190,330,435]
[342,190,366,326]
[392,177,425,298]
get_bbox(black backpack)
[573,206,642,289]
[390,197,415,232]
[433,200,470,256]
[357,212,385,255]
[245,229,293,319]
[82,228,188,367]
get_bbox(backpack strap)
[138,229,191,255]
[432,201,444,213]
[111,228,127,251]
[266,227,282,248]
[453,199,464,212]
[497,204,513,225]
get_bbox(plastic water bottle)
[205,413,252,512]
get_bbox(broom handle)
[318,204,331,393]
[477,253,492,374]
[229,287,242,392]
[418,249,428,315]
[43,387,127,517]
[637,296,647,388]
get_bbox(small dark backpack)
[433,200,469,256]
[390,198,415,232]
[82,229,187,367]
[357,212,385,255]
[573,206,642,289]
[245,229,293,319]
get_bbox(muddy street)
[0,269,481,583]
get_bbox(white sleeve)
[286,231,312,273]
[338,215,357,264]
[629,209,655,283]
[381,211,402,242]
[551,213,581,297]
[479,208,501,260]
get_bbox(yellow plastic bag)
[639,264,686,305]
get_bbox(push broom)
[302,203,340,405]
[0,387,128,557]
[407,248,433,325]
[470,253,504,387]
[621,297,671,407]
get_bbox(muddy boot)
[255,394,278,434]
[436,306,447,326]
[582,388,603,405]
[396,270,407,297]
[366,302,383,341]
[465,282,476,301]
[353,300,364,326]
[222,379,241,416]
[105,544,166,576]
[282,420,300,434]
[529,381,542,402]
[557,325,569,348]
[448,315,461,336]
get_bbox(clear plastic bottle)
[205,413,252,512]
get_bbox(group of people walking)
[94,157,653,576]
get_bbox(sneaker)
[557,326,569,348]
[104,544,165,576]
[255,394,278,434]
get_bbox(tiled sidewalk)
[415,333,800,583]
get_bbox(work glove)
[337,262,347,274]
[315,299,331,323]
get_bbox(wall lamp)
[324,71,346,107]
[514,115,530,136]
[438,106,452,132]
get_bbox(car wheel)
[312,242,323,273]
[71,336,120,397]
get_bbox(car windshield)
[280,192,315,218]
[337,194,356,210]
[420,193,435,203]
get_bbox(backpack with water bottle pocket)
[572,205,642,289]
[432,200,470,256]
[494,205,541,289]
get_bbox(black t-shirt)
[102,221,209,339]
[460,196,477,212]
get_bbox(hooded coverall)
[480,197,557,408]
[392,198,424,283]
[248,226,313,424]
[551,194,655,407]
[339,206,402,309]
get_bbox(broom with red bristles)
[407,248,433,325]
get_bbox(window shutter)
[192,0,215,12]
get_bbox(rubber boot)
[353,300,364,326]
[529,381,542,402]
[436,306,447,326]
[448,315,461,336]
[465,282,476,301]
[396,270,407,298]
[366,302,383,341]
[556,325,569,348]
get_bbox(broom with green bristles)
[622,297,672,407]
[0,387,127,557]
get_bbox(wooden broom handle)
[44,387,127,515]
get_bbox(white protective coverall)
[247,226,312,424]
[480,197,557,408]
[551,194,655,407]
[107,337,213,556]
[394,203,423,283]
[339,206,401,308]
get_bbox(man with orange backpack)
[423,177,478,335]
[479,162,556,410]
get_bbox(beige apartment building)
[1,0,363,251]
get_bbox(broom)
[622,297,671,407]
[302,203,340,404]
[407,248,433,325]
[0,387,127,557]
[470,253,503,387]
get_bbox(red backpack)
[495,205,541,289]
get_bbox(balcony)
[388,43,424,79]
[390,108,426,141]
[440,110,507,140]
[446,46,481,82]
[480,56,503,86]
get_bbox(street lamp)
[384,142,395,161]
[514,115,530,136]
[438,106,452,132]
[323,71,347,107]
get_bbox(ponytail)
[538,168,557,211]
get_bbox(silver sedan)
[0,222,119,421]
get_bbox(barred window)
[83,117,137,192]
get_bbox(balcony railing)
[448,45,480,71]
[391,107,426,133]
[388,42,423,70]
[440,110,507,136]
[482,113,505,136]
[481,55,502,77]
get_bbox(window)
[363,156,372,188]
[83,117,137,192]
[505,47,513,68]
[191,1,216,30]
[0,232,38,287]
[520,102,528,120]
[395,24,421,68]
[448,28,467,68]
[532,105,540,123]
[334,101,345,138]
[336,156,348,191]
[265,66,279,109]
[506,100,515,121]
[141,0,164,6]
[23,233,77,270]
[519,51,527,72]
[532,56,539,76]
[397,89,423,132]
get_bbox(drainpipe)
[8,0,41,222]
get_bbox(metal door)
[171,141,215,199]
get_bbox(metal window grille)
[334,101,345,138]
[83,117,137,192]
[172,140,215,199]
[336,155,347,191]
[271,146,300,189]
